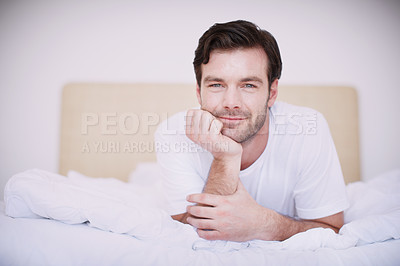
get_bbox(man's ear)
[196,84,202,105]
[267,79,279,108]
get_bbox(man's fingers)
[210,119,223,135]
[186,205,217,219]
[197,228,224,241]
[186,216,215,230]
[186,109,201,137]
[200,111,214,135]
[187,193,221,207]
[192,111,202,136]
[186,109,219,139]
[185,110,194,135]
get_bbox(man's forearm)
[172,155,241,224]
[202,155,241,195]
[259,209,342,241]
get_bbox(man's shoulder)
[272,101,321,116]
[270,101,329,136]
[155,109,195,141]
[157,110,187,133]
[271,101,327,123]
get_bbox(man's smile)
[218,116,248,129]
[218,116,246,121]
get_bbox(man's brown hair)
[193,20,282,89]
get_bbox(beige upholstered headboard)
[59,83,360,184]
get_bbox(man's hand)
[186,181,273,242]
[185,109,242,159]
[186,181,345,242]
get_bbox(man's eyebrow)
[203,76,224,83]
[240,76,264,84]
[203,76,264,83]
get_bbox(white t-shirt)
[155,101,349,220]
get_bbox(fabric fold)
[4,168,400,252]
[4,169,197,241]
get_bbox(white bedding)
[1,167,400,265]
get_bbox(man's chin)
[221,128,245,143]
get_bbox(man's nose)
[222,87,242,109]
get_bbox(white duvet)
[3,167,400,255]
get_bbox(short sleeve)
[293,112,349,220]
[155,111,207,215]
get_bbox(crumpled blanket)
[4,169,198,242]
[4,168,400,252]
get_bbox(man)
[155,20,349,242]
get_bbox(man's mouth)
[218,117,247,129]
[218,116,246,121]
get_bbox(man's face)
[197,47,275,143]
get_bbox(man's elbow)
[314,211,345,232]
[171,213,189,224]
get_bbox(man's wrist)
[256,207,282,241]
[204,150,241,195]
[210,134,243,160]
[213,151,242,164]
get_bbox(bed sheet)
[1,168,400,265]
[1,202,399,266]
[1,202,400,266]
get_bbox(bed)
[1,83,399,265]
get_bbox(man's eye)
[210,84,222,88]
[244,84,256,88]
